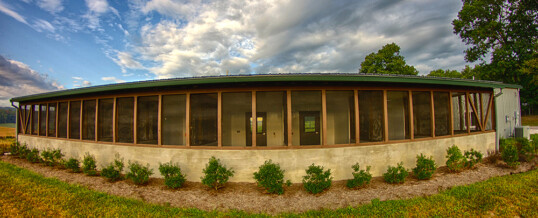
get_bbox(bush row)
[500,137,537,168]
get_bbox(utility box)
[515,126,530,139]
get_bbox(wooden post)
[67,102,70,138]
[383,90,389,142]
[251,91,257,147]
[217,92,222,147]
[466,92,470,134]
[79,101,83,140]
[287,90,292,146]
[45,104,49,137]
[112,98,116,143]
[408,91,414,140]
[134,97,138,144]
[186,93,190,147]
[158,95,162,146]
[322,89,327,146]
[430,91,435,137]
[354,90,359,144]
[55,103,58,138]
[95,100,99,141]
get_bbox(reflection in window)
[256,91,287,147]
[137,96,158,144]
[222,92,251,147]
[452,92,467,134]
[412,92,431,138]
[292,91,321,146]
[58,102,68,138]
[116,97,134,143]
[98,99,114,142]
[468,93,481,132]
[326,91,355,145]
[47,103,56,137]
[358,91,384,142]
[433,92,450,136]
[482,93,493,130]
[39,104,47,136]
[162,95,186,145]
[69,101,81,139]
[82,100,96,140]
[32,105,38,135]
[387,91,410,140]
[190,93,218,146]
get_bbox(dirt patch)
[1,155,536,214]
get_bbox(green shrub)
[26,148,41,163]
[101,155,124,182]
[41,148,64,166]
[346,163,372,189]
[383,162,408,184]
[126,162,153,185]
[65,158,81,173]
[517,137,535,161]
[302,164,332,194]
[446,145,465,172]
[413,154,436,180]
[82,153,98,176]
[501,140,520,168]
[201,156,234,191]
[10,142,29,158]
[253,160,290,195]
[464,149,483,168]
[159,162,186,189]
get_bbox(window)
[412,91,432,138]
[292,91,322,146]
[82,100,96,140]
[58,102,68,138]
[256,91,287,147]
[481,93,493,130]
[326,91,355,145]
[69,101,81,139]
[116,97,134,143]
[433,92,450,136]
[47,103,56,137]
[162,95,186,145]
[387,91,410,140]
[137,96,159,144]
[32,105,38,135]
[222,92,251,147]
[358,90,384,142]
[190,93,218,146]
[39,104,47,136]
[468,93,481,132]
[452,92,467,134]
[98,99,114,142]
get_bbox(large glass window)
[358,91,384,142]
[98,99,114,142]
[190,93,218,146]
[58,102,68,138]
[292,91,322,146]
[469,93,481,132]
[69,101,81,139]
[222,92,251,147]
[482,93,493,130]
[21,105,29,134]
[387,91,410,140]
[162,95,186,145]
[39,104,47,136]
[137,96,158,144]
[82,100,96,140]
[116,97,134,143]
[433,92,450,136]
[32,105,38,135]
[47,103,56,137]
[256,91,287,147]
[412,91,432,138]
[452,92,467,134]
[326,91,355,145]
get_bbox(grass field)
[0,125,15,138]
[0,123,16,128]
[0,160,536,217]
[522,115,538,126]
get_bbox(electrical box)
[515,126,530,139]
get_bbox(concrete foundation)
[18,132,495,182]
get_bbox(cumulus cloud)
[101,76,125,83]
[0,55,63,107]
[112,51,144,73]
[37,0,64,14]
[83,0,117,30]
[72,76,92,87]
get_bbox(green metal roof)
[10,73,522,103]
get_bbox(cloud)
[112,51,144,73]
[101,76,125,83]
[32,19,55,32]
[0,1,28,24]
[83,0,117,30]
[37,0,64,14]
[0,55,63,107]
[72,76,92,87]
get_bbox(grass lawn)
[0,160,536,217]
[522,115,538,126]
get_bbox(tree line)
[0,107,16,124]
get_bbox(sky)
[0,0,475,107]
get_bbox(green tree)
[452,0,538,113]
[428,69,463,78]
[359,43,418,75]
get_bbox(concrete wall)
[18,132,495,183]
[494,88,522,149]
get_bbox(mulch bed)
[1,155,536,214]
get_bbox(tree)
[453,0,538,114]
[427,69,463,78]
[359,43,418,75]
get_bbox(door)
[300,111,320,145]
[246,112,267,146]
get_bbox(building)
[10,74,522,182]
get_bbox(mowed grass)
[522,115,538,126]
[0,160,537,217]
[0,137,15,154]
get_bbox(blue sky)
[0,0,474,107]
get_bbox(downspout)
[11,100,19,143]
[493,88,503,152]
